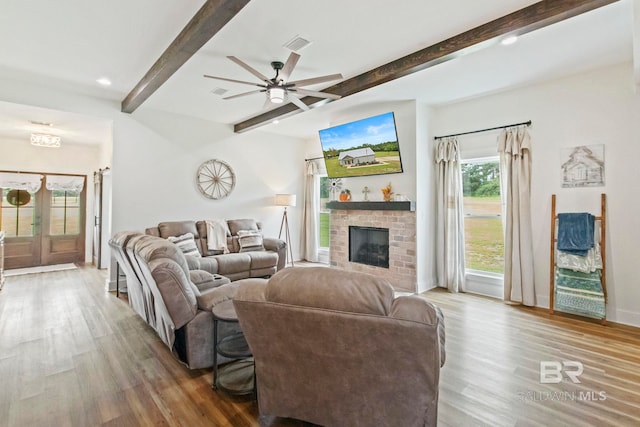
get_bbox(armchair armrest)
[391,296,446,367]
[263,237,285,252]
[263,237,287,271]
[196,283,238,311]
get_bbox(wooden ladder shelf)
[549,193,607,324]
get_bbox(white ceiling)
[0,0,634,145]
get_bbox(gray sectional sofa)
[145,219,286,280]
[109,231,266,368]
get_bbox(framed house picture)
[561,144,605,188]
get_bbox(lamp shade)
[275,193,296,207]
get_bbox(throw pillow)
[167,232,202,258]
[237,230,265,253]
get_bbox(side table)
[211,299,255,396]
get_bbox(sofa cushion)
[227,219,260,236]
[167,232,201,258]
[237,230,265,252]
[215,253,252,275]
[266,267,394,316]
[249,250,279,269]
[158,221,199,239]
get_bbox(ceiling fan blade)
[227,56,271,83]
[293,88,342,100]
[203,75,266,87]
[287,73,343,87]
[261,96,273,111]
[287,94,310,111]
[279,52,301,83]
[223,89,265,100]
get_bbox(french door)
[0,173,86,269]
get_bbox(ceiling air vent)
[283,35,312,52]
[210,87,228,96]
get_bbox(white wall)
[0,137,103,262]
[416,103,437,292]
[433,62,640,326]
[116,108,307,246]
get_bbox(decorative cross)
[362,186,370,201]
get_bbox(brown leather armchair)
[233,267,446,427]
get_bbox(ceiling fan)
[204,52,343,111]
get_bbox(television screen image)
[318,111,403,178]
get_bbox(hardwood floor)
[0,267,639,426]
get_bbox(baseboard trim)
[614,309,640,328]
[465,272,502,299]
[106,277,127,293]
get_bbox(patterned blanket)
[554,268,605,319]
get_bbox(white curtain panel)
[0,172,43,193]
[300,160,320,262]
[498,127,535,306]
[435,137,466,292]
[45,175,85,192]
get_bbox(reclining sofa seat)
[109,231,150,323]
[233,267,446,427]
[145,219,286,281]
[114,233,251,369]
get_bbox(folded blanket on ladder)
[554,267,605,319]
[557,213,595,256]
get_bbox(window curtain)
[0,172,43,193]
[300,160,320,261]
[435,137,466,292]
[498,127,535,306]
[45,175,85,192]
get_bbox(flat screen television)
[318,111,403,178]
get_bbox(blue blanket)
[557,213,594,256]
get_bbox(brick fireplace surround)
[328,201,417,293]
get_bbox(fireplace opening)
[349,226,389,268]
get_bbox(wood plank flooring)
[0,267,639,426]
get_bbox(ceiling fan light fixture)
[269,87,285,104]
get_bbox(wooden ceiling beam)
[121,0,251,114]
[234,0,619,133]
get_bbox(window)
[461,158,504,274]
[49,190,81,235]
[318,175,330,249]
[0,188,36,237]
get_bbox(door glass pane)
[0,188,36,237]
[50,190,81,235]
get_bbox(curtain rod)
[305,156,324,161]
[433,120,532,140]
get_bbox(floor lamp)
[275,194,296,268]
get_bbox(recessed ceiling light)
[501,36,518,46]
[97,77,112,86]
[272,120,279,124]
